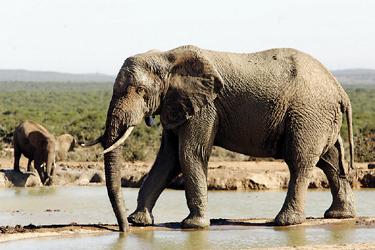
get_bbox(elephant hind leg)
[275,123,326,226]
[275,158,316,225]
[316,137,356,219]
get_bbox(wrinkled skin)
[13,120,76,185]
[100,45,355,232]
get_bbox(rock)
[76,174,90,185]
[121,174,146,187]
[359,172,375,188]
[90,172,104,183]
[0,170,42,187]
[0,172,7,188]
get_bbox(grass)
[0,82,374,162]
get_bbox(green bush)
[342,87,375,162]
[354,126,375,162]
[0,82,374,162]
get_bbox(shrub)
[0,82,374,162]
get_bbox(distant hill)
[0,69,374,86]
[332,69,375,86]
[0,69,114,82]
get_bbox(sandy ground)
[1,217,375,249]
[0,157,373,190]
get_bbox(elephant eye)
[136,86,147,96]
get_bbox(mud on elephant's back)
[0,170,42,187]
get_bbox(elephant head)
[42,133,76,185]
[28,131,57,185]
[95,45,224,231]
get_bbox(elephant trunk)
[104,147,128,232]
[80,136,102,147]
[103,103,132,232]
[44,141,56,185]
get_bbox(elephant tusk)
[80,136,102,147]
[101,127,134,155]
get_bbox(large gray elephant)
[13,120,76,185]
[90,45,355,232]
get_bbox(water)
[1,187,374,249]
[3,226,375,249]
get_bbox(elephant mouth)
[102,126,134,155]
[145,116,155,127]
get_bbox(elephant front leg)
[44,162,56,186]
[13,145,21,173]
[128,130,181,226]
[180,153,210,228]
[34,160,46,184]
[178,116,217,228]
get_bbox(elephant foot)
[324,204,356,219]
[325,181,356,219]
[128,209,154,226]
[181,214,209,229]
[274,210,305,226]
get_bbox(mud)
[1,217,374,235]
[1,217,375,246]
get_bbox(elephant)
[13,120,76,185]
[88,45,355,232]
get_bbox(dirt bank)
[0,158,374,190]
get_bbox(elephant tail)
[345,103,355,173]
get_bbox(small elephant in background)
[13,120,76,185]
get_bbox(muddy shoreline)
[0,158,374,190]
[1,217,375,249]
[2,217,375,234]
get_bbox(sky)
[1,0,374,75]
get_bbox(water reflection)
[108,233,127,250]
[103,229,211,250]
[186,230,210,249]
[132,231,155,249]
[13,186,58,196]
[1,224,375,249]
[272,223,360,247]
[274,226,308,246]
[325,224,356,244]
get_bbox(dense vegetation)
[0,82,374,162]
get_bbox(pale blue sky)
[1,0,374,75]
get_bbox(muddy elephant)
[88,45,355,232]
[13,120,76,185]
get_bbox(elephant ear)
[161,47,224,129]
